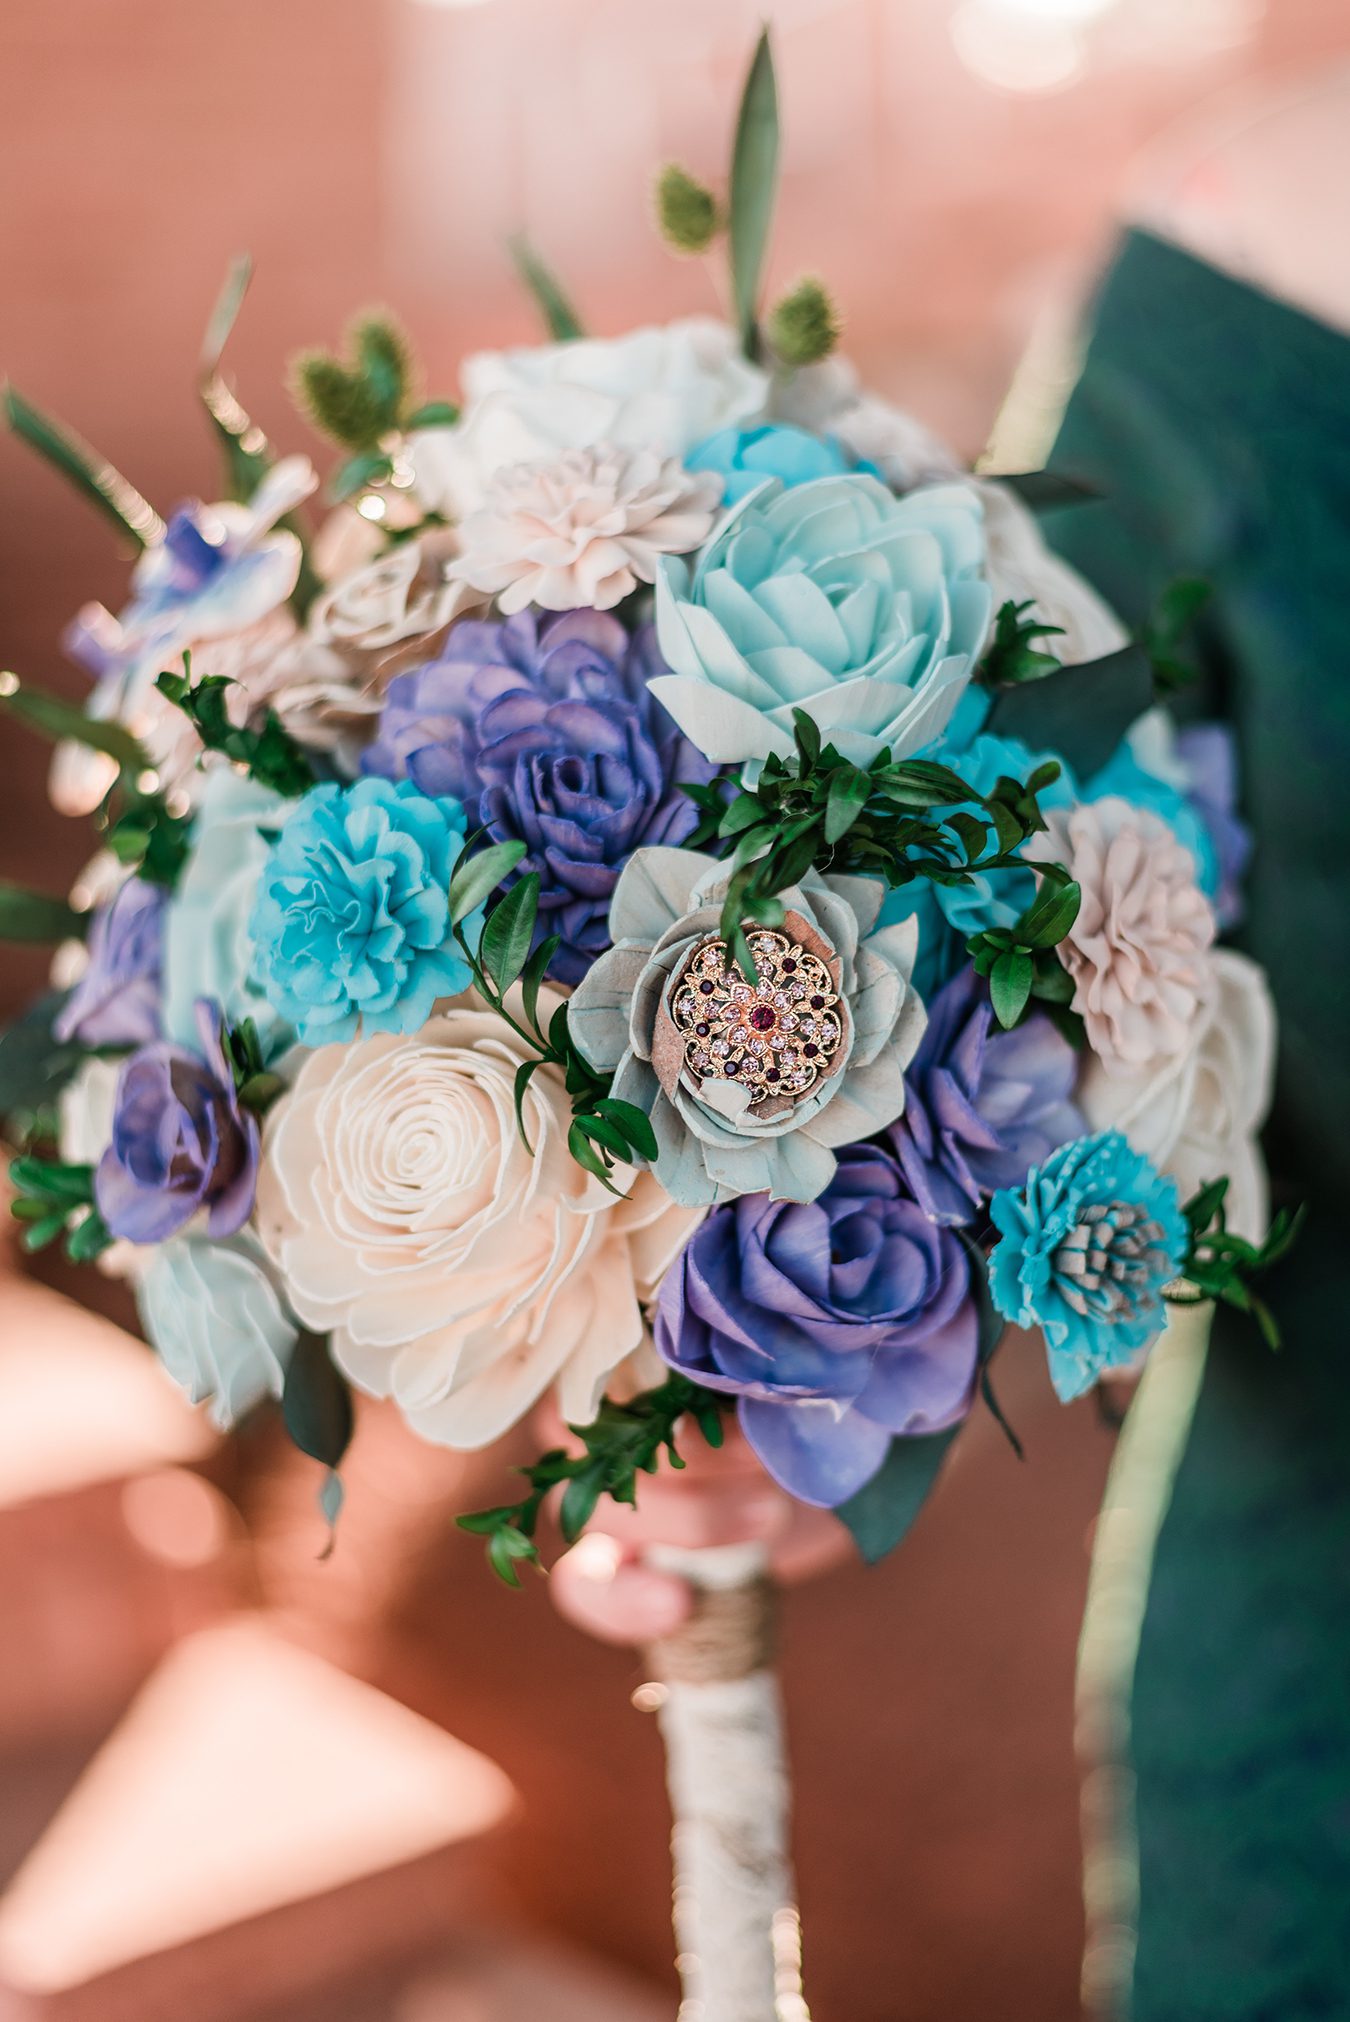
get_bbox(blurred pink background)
[2,2,1348,2017]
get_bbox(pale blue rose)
[685,423,856,504]
[136,1233,297,1429]
[163,767,289,1055]
[651,474,991,778]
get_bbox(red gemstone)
[748,1005,775,1031]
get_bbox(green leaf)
[990,949,1034,1028]
[282,1331,355,1471]
[575,1112,632,1162]
[994,469,1101,513]
[727,27,780,357]
[837,1427,960,1565]
[519,933,561,1034]
[824,765,870,845]
[512,1056,540,1153]
[65,1208,112,1265]
[0,677,150,774]
[447,840,527,924]
[1018,879,1080,951]
[0,881,87,944]
[353,315,411,429]
[4,385,161,549]
[508,235,584,342]
[986,643,1153,776]
[567,1119,615,1185]
[198,256,275,504]
[718,793,767,838]
[404,399,460,431]
[655,163,721,254]
[9,1157,94,1205]
[559,1465,605,1544]
[594,1097,659,1163]
[0,992,85,1137]
[330,449,394,502]
[480,874,539,996]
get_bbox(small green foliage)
[508,235,585,343]
[682,711,1073,986]
[156,654,315,798]
[445,841,653,1189]
[8,1154,112,1264]
[766,277,840,368]
[985,642,1155,778]
[0,991,86,1146]
[967,873,1084,1032]
[655,164,721,254]
[291,310,417,453]
[994,469,1101,514]
[1140,576,1212,697]
[980,598,1065,687]
[458,1376,728,1586]
[221,1016,285,1117]
[1168,1179,1305,1350]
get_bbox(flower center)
[1052,1201,1169,1320]
[670,930,844,1104]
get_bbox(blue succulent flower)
[249,777,479,1046]
[989,1130,1189,1402]
[685,423,856,503]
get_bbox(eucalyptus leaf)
[728,28,780,356]
[282,1331,354,1471]
[0,678,150,774]
[508,235,584,342]
[837,1427,960,1565]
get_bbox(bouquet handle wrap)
[643,1541,803,2022]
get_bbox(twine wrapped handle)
[642,1542,804,2022]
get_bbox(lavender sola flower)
[888,966,1082,1225]
[95,998,259,1244]
[55,876,164,1049]
[654,1142,979,1507]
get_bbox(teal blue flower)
[249,777,479,1046]
[685,423,856,504]
[652,473,990,778]
[989,1130,1188,1402]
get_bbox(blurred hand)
[541,1408,852,1646]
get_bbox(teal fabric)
[1046,227,1350,2020]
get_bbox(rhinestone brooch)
[669,929,844,1104]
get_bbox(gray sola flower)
[567,847,925,1207]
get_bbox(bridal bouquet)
[0,33,1295,2016]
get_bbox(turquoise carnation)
[651,473,991,778]
[989,1130,1188,1402]
[685,423,856,504]
[249,776,479,1046]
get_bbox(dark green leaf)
[990,949,1034,1028]
[282,1331,355,1471]
[727,27,780,356]
[567,1119,614,1185]
[995,470,1102,513]
[837,1427,960,1565]
[4,384,161,549]
[0,992,85,1136]
[65,1208,113,1264]
[594,1097,659,1163]
[0,678,149,774]
[480,874,540,996]
[1019,879,1080,951]
[986,643,1153,776]
[824,765,870,845]
[447,840,527,924]
[508,235,584,342]
[330,450,394,502]
[559,1465,605,1544]
[519,933,560,1034]
[404,399,460,430]
[0,881,87,944]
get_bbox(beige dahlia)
[448,445,722,614]
[254,998,702,1448]
[1034,796,1216,1077]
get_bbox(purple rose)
[362,609,714,984]
[887,967,1083,1226]
[95,999,259,1244]
[55,877,164,1049]
[1176,723,1251,930]
[654,1143,978,1508]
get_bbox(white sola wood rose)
[1079,949,1275,1241]
[254,994,702,1446]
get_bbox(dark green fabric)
[1046,227,1350,2020]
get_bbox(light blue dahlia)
[989,1130,1188,1401]
[249,777,480,1046]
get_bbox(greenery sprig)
[291,309,458,503]
[979,597,1066,687]
[445,839,655,1190]
[1168,1178,1306,1350]
[8,1155,112,1264]
[156,655,316,798]
[222,1015,286,1118]
[683,708,1078,987]
[458,1375,727,1586]
[1140,576,1212,698]
[966,879,1085,1033]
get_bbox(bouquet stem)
[643,1541,805,2022]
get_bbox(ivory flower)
[769,355,961,491]
[254,1002,702,1447]
[979,483,1129,666]
[308,539,465,653]
[1033,797,1216,1077]
[449,446,721,614]
[1078,949,1274,1240]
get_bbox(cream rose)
[254,1000,702,1447]
[307,538,465,653]
[1079,949,1275,1240]
[979,482,1129,666]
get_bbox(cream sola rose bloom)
[1078,949,1275,1241]
[977,482,1129,666]
[254,996,702,1447]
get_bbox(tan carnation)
[1034,796,1216,1077]
[448,445,722,615]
